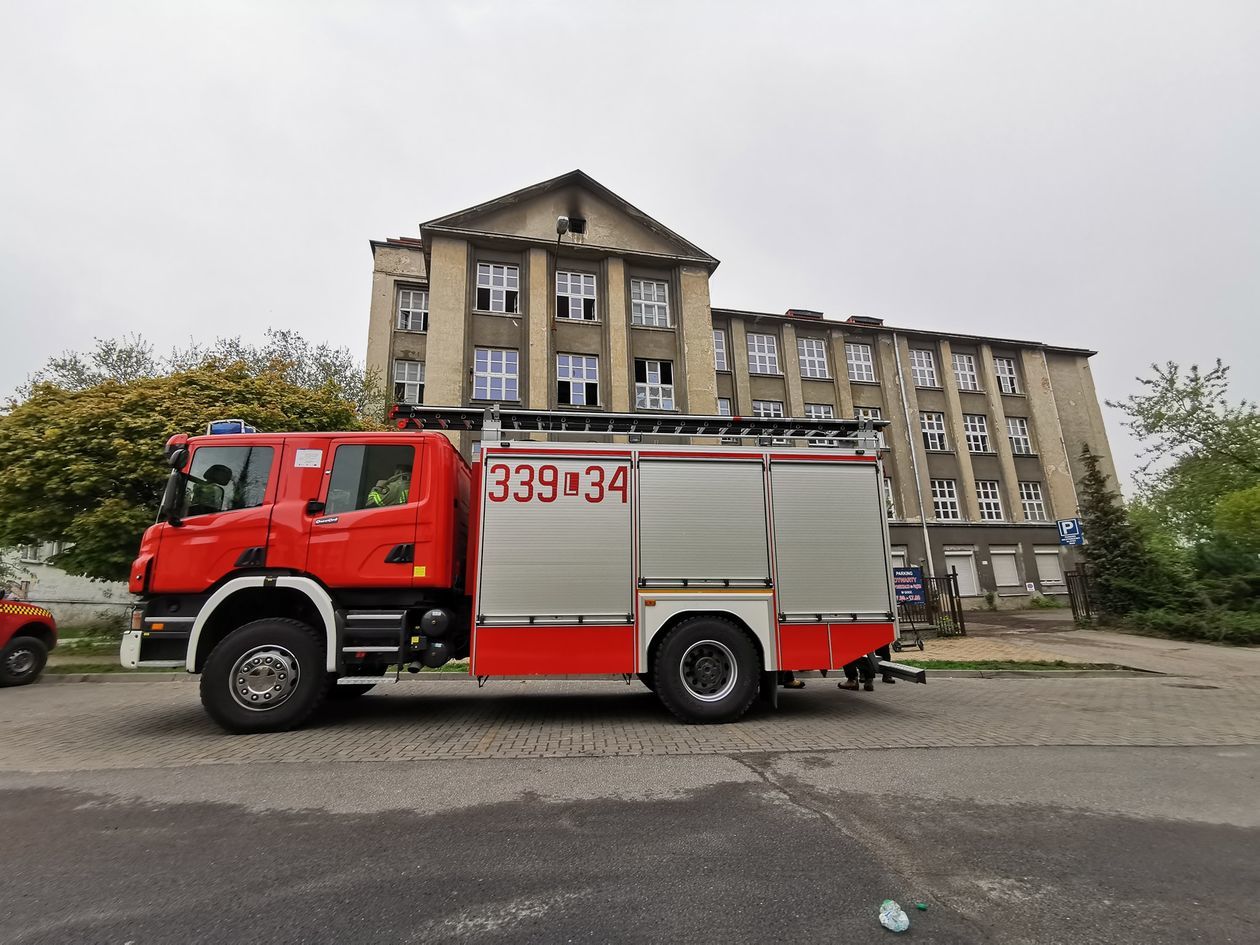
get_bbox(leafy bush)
[1028,595,1063,609]
[1127,608,1260,646]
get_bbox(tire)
[653,616,760,724]
[327,682,376,699]
[200,618,328,733]
[0,636,48,687]
[636,672,656,692]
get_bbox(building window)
[976,480,1004,521]
[557,354,599,406]
[476,263,519,313]
[747,333,781,375]
[752,399,785,417]
[18,543,44,563]
[797,337,829,378]
[854,406,883,422]
[921,411,949,451]
[1019,481,1048,521]
[635,359,674,409]
[713,329,729,371]
[910,349,938,387]
[883,477,897,519]
[717,397,733,416]
[396,287,428,331]
[556,271,597,321]
[963,414,991,453]
[392,359,425,405]
[804,403,837,446]
[931,479,960,520]
[846,342,876,382]
[990,546,1021,587]
[952,352,980,391]
[994,356,1020,394]
[473,347,519,401]
[630,279,670,327]
[1035,546,1065,585]
[1007,416,1033,454]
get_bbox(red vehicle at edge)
[0,593,57,687]
[122,408,921,733]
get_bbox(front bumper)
[120,630,190,670]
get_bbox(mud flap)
[759,670,779,709]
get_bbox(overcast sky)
[2,1,1257,482]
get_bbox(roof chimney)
[785,308,824,320]
[845,315,884,327]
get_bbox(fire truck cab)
[122,407,920,733]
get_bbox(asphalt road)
[3,744,1257,944]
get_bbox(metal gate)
[897,571,967,636]
[1066,569,1093,622]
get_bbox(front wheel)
[653,616,760,724]
[0,636,49,687]
[200,618,327,733]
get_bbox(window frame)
[475,262,520,315]
[1019,481,1048,521]
[752,399,785,418]
[396,286,429,332]
[556,353,600,407]
[975,479,1005,521]
[845,342,876,382]
[994,356,1021,394]
[797,336,829,379]
[883,477,897,519]
[713,329,729,371]
[747,332,781,375]
[179,445,275,519]
[952,352,981,391]
[324,443,416,516]
[392,358,425,405]
[472,347,520,402]
[920,411,949,451]
[555,270,598,322]
[630,278,671,328]
[910,349,938,387]
[1007,416,1034,455]
[963,413,991,453]
[634,358,675,409]
[931,478,961,521]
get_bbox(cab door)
[304,439,421,588]
[148,442,278,593]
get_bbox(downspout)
[892,332,936,578]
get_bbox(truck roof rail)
[390,404,888,443]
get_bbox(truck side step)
[336,676,399,686]
[341,646,400,653]
[878,660,927,684]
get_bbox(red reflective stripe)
[472,626,634,675]
[768,453,878,462]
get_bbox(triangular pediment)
[421,170,718,267]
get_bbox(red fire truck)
[122,407,922,733]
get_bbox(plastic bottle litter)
[879,899,910,932]
[915,902,929,911]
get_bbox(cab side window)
[326,445,416,515]
[181,446,274,518]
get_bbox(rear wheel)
[0,636,48,687]
[200,618,327,733]
[653,616,760,724]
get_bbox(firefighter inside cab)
[366,464,411,507]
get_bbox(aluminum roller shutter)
[771,462,893,616]
[478,458,633,619]
[639,460,770,583]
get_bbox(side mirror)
[305,500,326,515]
[168,446,190,470]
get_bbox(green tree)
[1077,444,1185,617]
[1214,485,1260,555]
[0,364,367,582]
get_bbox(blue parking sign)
[1057,518,1084,546]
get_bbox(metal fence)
[898,571,967,637]
[1065,569,1093,622]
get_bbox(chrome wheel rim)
[680,639,738,703]
[229,645,300,711]
[6,648,35,676]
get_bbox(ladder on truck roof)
[390,404,889,445]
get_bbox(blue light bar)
[207,419,257,435]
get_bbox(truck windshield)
[175,445,275,518]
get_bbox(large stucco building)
[365,171,1117,602]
